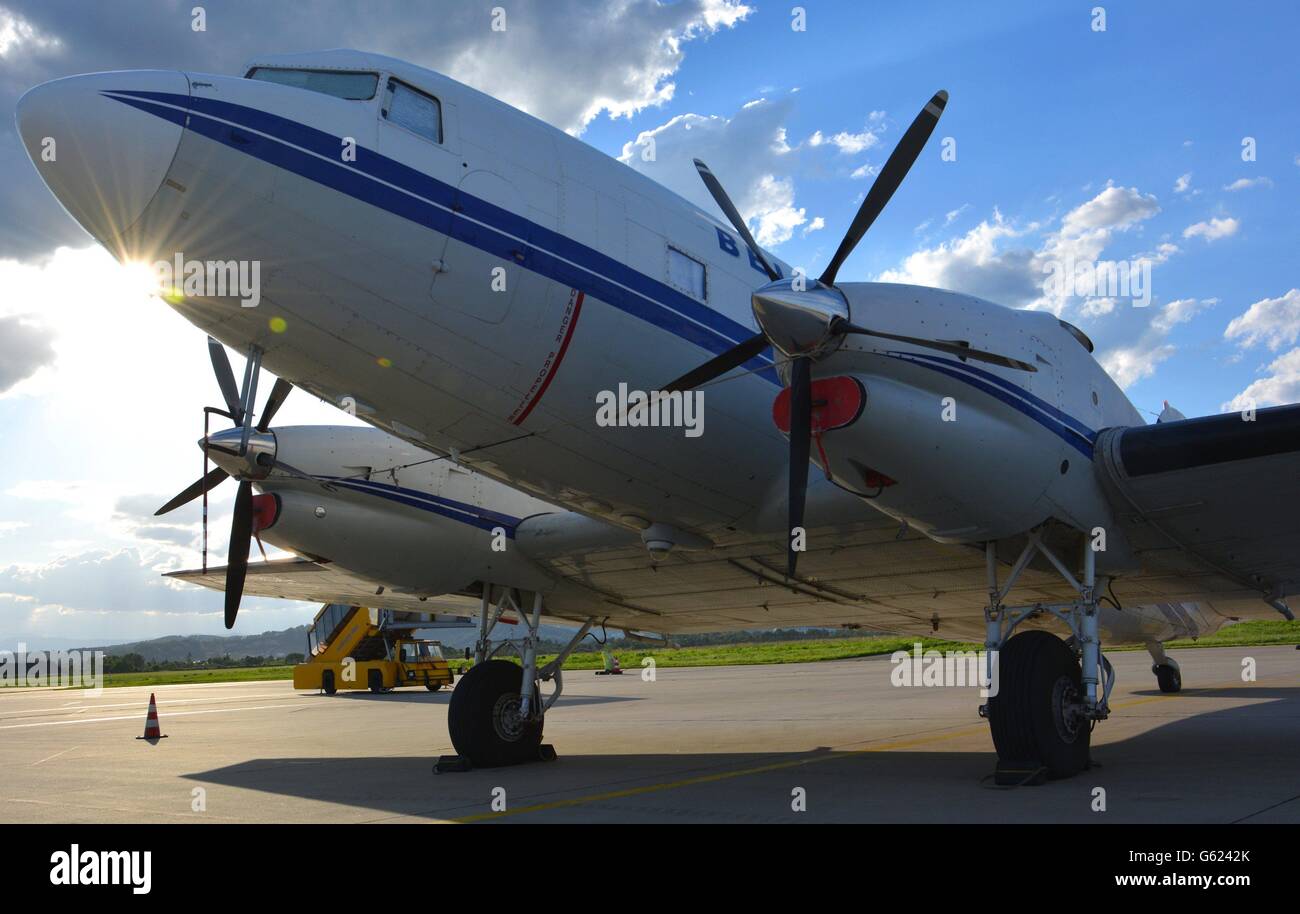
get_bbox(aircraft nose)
[16,70,188,252]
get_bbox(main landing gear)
[442,586,595,770]
[980,533,1115,784]
[1146,641,1182,693]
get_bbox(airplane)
[16,49,1298,779]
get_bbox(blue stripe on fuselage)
[102,89,780,384]
[322,476,522,535]
[104,89,1098,457]
[882,351,1096,458]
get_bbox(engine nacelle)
[810,372,1102,543]
[259,488,555,597]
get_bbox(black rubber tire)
[321,670,336,695]
[1154,664,1182,693]
[425,682,442,692]
[988,630,1091,779]
[448,660,542,767]
[368,669,385,694]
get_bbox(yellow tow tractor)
[293,603,462,694]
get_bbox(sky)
[0,0,1297,647]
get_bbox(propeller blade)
[693,159,781,283]
[224,480,254,629]
[663,333,770,393]
[154,467,230,516]
[834,321,1037,372]
[208,337,244,424]
[256,377,293,432]
[819,90,948,287]
[786,357,812,579]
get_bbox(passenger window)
[383,79,443,143]
[667,246,707,300]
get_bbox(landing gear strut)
[980,533,1115,783]
[441,586,595,770]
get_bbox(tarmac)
[0,644,1296,823]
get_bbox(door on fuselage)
[431,169,523,324]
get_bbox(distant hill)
[77,619,580,663]
[63,621,871,664]
[82,626,312,663]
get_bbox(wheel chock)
[993,760,1047,786]
[537,744,557,762]
[434,755,472,774]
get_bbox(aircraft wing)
[166,557,482,615]
[1094,403,1300,610]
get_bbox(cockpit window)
[382,78,442,143]
[247,68,379,100]
[1058,319,1095,353]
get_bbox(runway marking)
[0,692,295,718]
[30,746,78,766]
[0,702,299,730]
[455,673,1276,823]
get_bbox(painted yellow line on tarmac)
[454,724,988,823]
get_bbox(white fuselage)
[14,50,1146,563]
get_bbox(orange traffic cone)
[136,693,167,741]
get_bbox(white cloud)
[850,162,879,180]
[1173,173,1192,194]
[944,204,970,226]
[1057,184,1160,238]
[1100,342,1176,388]
[0,314,55,394]
[877,209,1044,306]
[1095,297,1211,389]
[801,216,825,237]
[0,7,61,57]
[439,0,753,135]
[1223,288,1300,351]
[1222,348,1300,411]
[1223,176,1273,191]
[1183,216,1239,241]
[619,96,812,246]
[825,127,879,154]
[878,183,1161,315]
[1150,297,1211,334]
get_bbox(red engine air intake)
[772,376,866,435]
[250,493,281,534]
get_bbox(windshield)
[247,68,378,100]
[401,642,443,661]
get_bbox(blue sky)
[585,0,1300,420]
[0,0,1296,644]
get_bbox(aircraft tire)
[988,630,1090,779]
[448,659,543,767]
[1154,663,1182,693]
